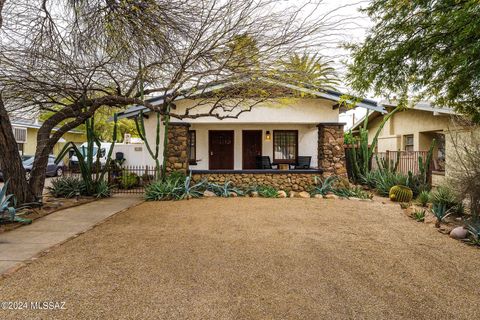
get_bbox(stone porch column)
[317,123,347,177]
[165,122,190,173]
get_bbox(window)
[13,127,27,143]
[188,130,196,165]
[404,134,414,152]
[273,130,298,163]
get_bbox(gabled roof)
[116,77,386,119]
[11,118,84,134]
[350,101,458,131]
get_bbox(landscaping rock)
[277,190,287,198]
[313,194,323,199]
[298,191,310,198]
[325,194,339,200]
[450,227,468,240]
[229,192,238,197]
[289,191,297,198]
[203,190,216,197]
[250,191,259,198]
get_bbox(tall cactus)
[135,110,161,179]
[418,139,436,185]
[345,105,402,182]
[56,113,119,195]
[135,58,162,179]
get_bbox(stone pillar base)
[317,123,347,177]
[165,122,190,173]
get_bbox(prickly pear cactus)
[389,185,413,202]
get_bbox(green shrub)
[415,190,430,207]
[429,185,463,214]
[48,176,86,198]
[255,185,278,198]
[119,172,139,189]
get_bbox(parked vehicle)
[69,142,111,167]
[0,155,64,181]
[22,155,65,180]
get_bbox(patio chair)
[290,156,311,169]
[255,156,278,169]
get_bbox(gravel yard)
[1,198,479,319]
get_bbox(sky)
[295,0,374,129]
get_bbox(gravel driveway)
[1,198,479,319]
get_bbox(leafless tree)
[0,0,352,203]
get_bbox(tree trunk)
[0,96,37,204]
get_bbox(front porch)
[165,122,347,179]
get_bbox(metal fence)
[108,165,158,194]
[371,151,429,175]
[63,165,158,194]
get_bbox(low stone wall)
[191,171,322,192]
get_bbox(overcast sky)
[293,0,373,128]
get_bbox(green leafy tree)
[347,0,480,122]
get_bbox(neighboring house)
[351,101,461,185]
[116,78,383,191]
[11,117,86,158]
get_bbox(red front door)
[209,130,234,170]
[242,130,262,169]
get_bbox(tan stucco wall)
[444,127,480,179]
[366,109,452,152]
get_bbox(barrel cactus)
[389,185,413,202]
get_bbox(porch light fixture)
[265,131,271,141]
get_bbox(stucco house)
[351,101,464,185]
[117,78,382,191]
[11,117,86,158]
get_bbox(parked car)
[0,155,64,181]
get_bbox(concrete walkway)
[0,195,142,275]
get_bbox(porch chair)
[255,156,278,169]
[290,156,311,169]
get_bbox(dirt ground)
[0,198,479,319]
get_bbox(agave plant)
[333,186,372,200]
[178,172,206,200]
[0,181,32,225]
[207,181,243,197]
[310,175,338,196]
[431,203,454,228]
[412,210,426,222]
[464,220,480,246]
